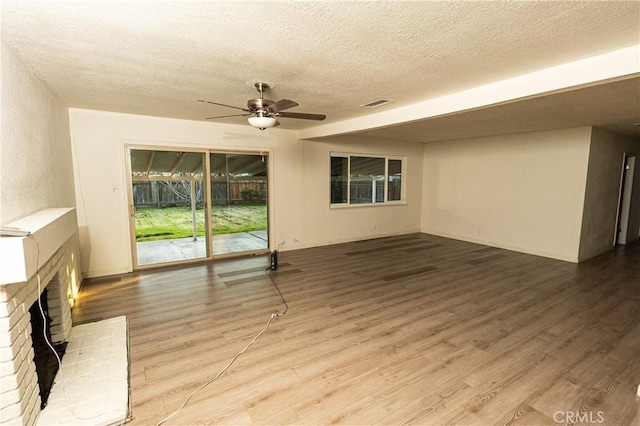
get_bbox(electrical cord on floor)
[155,252,289,426]
[155,313,277,426]
[268,242,287,317]
[266,267,288,317]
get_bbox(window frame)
[330,152,406,208]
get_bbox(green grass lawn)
[135,205,267,241]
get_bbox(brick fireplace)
[0,208,81,425]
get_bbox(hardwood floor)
[72,234,640,425]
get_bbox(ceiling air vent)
[360,99,394,109]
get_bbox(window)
[330,156,348,204]
[330,154,404,206]
[388,159,402,201]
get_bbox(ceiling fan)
[198,82,326,130]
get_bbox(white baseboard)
[577,246,615,262]
[83,266,132,280]
[421,229,580,263]
[283,229,423,252]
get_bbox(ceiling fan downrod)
[255,82,268,99]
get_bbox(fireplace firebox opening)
[29,287,67,409]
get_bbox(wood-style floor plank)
[71,233,640,425]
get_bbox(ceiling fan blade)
[277,111,326,121]
[205,113,252,120]
[271,99,299,112]
[198,99,250,112]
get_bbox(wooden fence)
[133,180,267,207]
[332,179,402,203]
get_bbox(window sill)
[330,201,406,209]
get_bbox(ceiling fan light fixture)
[248,115,277,129]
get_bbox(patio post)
[191,179,197,241]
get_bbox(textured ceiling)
[2,1,639,141]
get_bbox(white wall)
[1,43,76,223]
[1,43,82,301]
[578,127,640,260]
[69,109,423,278]
[421,127,593,262]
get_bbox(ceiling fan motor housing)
[248,98,274,113]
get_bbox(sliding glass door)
[128,147,269,268]
[130,149,208,266]
[210,153,268,256]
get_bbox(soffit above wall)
[320,76,640,144]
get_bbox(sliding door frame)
[208,149,272,259]
[125,144,273,271]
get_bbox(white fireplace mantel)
[0,208,77,285]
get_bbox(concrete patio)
[136,230,268,266]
